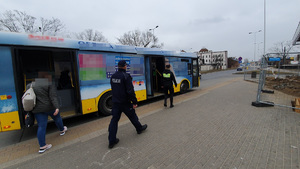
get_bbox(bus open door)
[145,56,165,97]
[14,48,81,125]
[192,58,200,87]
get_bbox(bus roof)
[0,31,197,58]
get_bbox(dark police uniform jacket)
[162,69,177,87]
[110,68,138,104]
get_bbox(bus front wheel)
[180,81,189,93]
[98,92,112,116]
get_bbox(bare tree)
[117,29,163,48]
[227,57,239,68]
[117,30,142,46]
[75,29,108,42]
[40,17,64,36]
[51,18,65,36]
[14,10,36,33]
[270,41,293,54]
[0,10,21,32]
[270,41,294,64]
[39,17,51,34]
[0,10,65,36]
[0,10,37,33]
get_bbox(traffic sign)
[269,57,281,61]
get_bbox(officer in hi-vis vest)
[161,64,177,108]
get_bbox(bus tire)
[180,81,189,93]
[98,91,113,116]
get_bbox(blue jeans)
[34,110,64,147]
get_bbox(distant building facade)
[197,48,228,71]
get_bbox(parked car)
[237,67,243,71]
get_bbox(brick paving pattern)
[1,77,300,169]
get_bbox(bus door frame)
[145,56,153,96]
[191,58,199,87]
[145,55,165,97]
[12,47,28,127]
[13,47,81,117]
[55,50,81,115]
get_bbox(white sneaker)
[39,144,52,153]
[60,126,68,136]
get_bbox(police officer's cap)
[118,60,127,67]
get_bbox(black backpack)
[25,112,35,128]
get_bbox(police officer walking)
[162,64,177,108]
[108,60,147,149]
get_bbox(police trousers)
[108,102,142,143]
[163,85,174,105]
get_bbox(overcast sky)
[1,0,300,61]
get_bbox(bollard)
[251,71,257,78]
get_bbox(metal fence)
[247,53,300,112]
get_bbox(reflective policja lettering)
[112,78,121,83]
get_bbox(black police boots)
[109,138,119,149]
[137,124,148,134]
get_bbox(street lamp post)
[249,30,262,63]
[149,25,159,37]
[147,26,159,47]
[257,42,263,59]
[264,0,266,57]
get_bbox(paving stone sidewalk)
[1,78,300,169]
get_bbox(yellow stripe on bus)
[0,111,21,132]
[135,89,147,102]
[81,99,97,115]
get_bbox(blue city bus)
[0,31,200,132]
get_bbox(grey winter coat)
[26,80,60,114]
